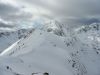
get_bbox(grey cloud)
[0,22,14,28]
[0,0,99,28]
[0,19,15,28]
[0,1,33,28]
[18,0,100,25]
[3,12,33,22]
[0,3,19,15]
[58,17,100,27]
[0,2,20,19]
[19,0,100,16]
[77,18,100,25]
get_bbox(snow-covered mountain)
[0,21,100,75]
[0,29,34,53]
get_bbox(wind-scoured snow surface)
[0,21,100,75]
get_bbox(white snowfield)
[0,39,21,56]
[0,21,100,75]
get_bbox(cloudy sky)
[0,0,100,29]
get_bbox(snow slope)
[0,29,73,75]
[0,21,100,75]
[0,29,33,53]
